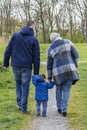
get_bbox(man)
[47,33,79,117]
[3,21,40,113]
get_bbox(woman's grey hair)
[50,33,61,41]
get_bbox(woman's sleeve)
[71,44,79,67]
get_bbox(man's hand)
[4,66,9,71]
[47,77,52,82]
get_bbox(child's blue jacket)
[32,75,54,101]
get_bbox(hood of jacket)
[33,75,44,82]
[20,26,34,36]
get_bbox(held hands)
[44,79,51,83]
[47,80,51,82]
[47,77,52,82]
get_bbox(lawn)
[68,63,87,130]
[40,43,87,61]
[0,43,87,130]
[0,64,36,130]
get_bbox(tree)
[17,0,31,22]
[1,0,12,40]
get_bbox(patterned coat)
[47,39,79,85]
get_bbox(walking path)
[30,87,71,130]
[30,61,87,130]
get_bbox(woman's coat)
[47,39,79,85]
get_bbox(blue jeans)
[13,67,31,112]
[36,100,47,115]
[56,80,73,113]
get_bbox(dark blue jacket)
[32,75,54,101]
[4,26,40,74]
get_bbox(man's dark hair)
[40,74,46,79]
[27,21,35,26]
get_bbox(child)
[32,74,54,117]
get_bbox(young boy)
[32,74,54,117]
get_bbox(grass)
[68,63,87,130]
[75,43,87,61]
[40,43,87,61]
[0,43,87,130]
[40,44,49,62]
[0,66,36,130]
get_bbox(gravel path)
[30,87,71,130]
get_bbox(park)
[0,0,87,130]
[0,43,87,130]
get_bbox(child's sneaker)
[42,111,46,117]
[42,114,46,117]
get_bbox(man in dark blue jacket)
[3,21,40,113]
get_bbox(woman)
[47,33,79,117]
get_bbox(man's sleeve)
[47,49,53,80]
[32,76,37,86]
[3,35,14,67]
[32,38,40,75]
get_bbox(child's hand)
[46,79,51,83]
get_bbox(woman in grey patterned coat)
[47,33,79,117]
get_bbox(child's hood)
[32,75,44,82]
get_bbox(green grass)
[68,63,87,130]
[40,44,49,62]
[40,43,87,61]
[0,43,87,130]
[0,44,6,62]
[0,66,36,130]
[75,43,87,61]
